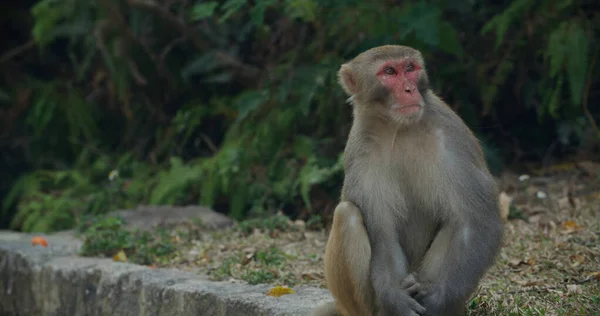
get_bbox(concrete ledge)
[0,231,333,316]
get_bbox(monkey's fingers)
[400,273,422,294]
[406,295,427,315]
[405,283,422,296]
[414,289,429,301]
[400,273,418,287]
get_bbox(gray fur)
[337,46,504,316]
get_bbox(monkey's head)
[338,45,431,126]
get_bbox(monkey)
[310,45,504,316]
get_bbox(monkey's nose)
[404,83,417,94]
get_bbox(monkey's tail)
[309,301,339,316]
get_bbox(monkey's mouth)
[392,104,421,115]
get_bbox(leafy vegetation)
[78,215,177,265]
[0,0,598,231]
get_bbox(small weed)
[242,269,276,285]
[255,247,286,266]
[508,205,526,220]
[79,216,133,257]
[305,214,324,231]
[211,253,242,280]
[79,215,177,265]
[130,228,177,265]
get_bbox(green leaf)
[564,22,589,106]
[149,157,203,204]
[284,0,319,22]
[219,0,247,23]
[547,76,564,118]
[181,52,223,82]
[481,0,535,48]
[297,156,343,209]
[545,20,590,107]
[233,90,270,123]
[398,1,441,47]
[481,60,514,114]
[190,1,219,21]
[437,21,463,57]
[547,22,568,78]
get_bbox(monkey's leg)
[408,218,503,316]
[313,201,373,316]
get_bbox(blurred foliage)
[0,0,598,232]
[78,215,177,265]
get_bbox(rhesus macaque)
[310,45,504,316]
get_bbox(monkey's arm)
[408,192,503,314]
[364,213,426,316]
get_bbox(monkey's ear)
[338,64,358,96]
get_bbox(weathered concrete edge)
[0,231,334,316]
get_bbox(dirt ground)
[165,162,600,315]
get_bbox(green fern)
[481,0,535,49]
[190,1,219,21]
[297,154,343,209]
[149,157,204,205]
[545,20,590,113]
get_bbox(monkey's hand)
[401,273,427,299]
[401,273,444,315]
[379,288,426,316]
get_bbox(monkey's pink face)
[376,59,424,117]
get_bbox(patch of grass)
[78,216,133,257]
[79,215,177,265]
[236,213,323,234]
[243,269,277,285]
[207,246,294,285]
[236,214,295,235]
[508,205,526,220]
[255,247,287,266]
[305,214,324,231]
[211,252,243,280]
[465,287,600,315]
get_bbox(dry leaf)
[560,220,583,234]
[265,285,296,297]
[241,253,253,265]
[508,258,535,268]
[242,247,256,253]
[566,284,582,295]
[301,271,321,280]
[113,250,128,262]
[587,272,600,280]
[31,236,48,247]
[148,264,157,269]
[522,280,543,287]
[562,220,583,229]
[498,191,512,222]
[569,255,586,265]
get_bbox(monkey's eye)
[383,67,397,75]
[406,64,415,72]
